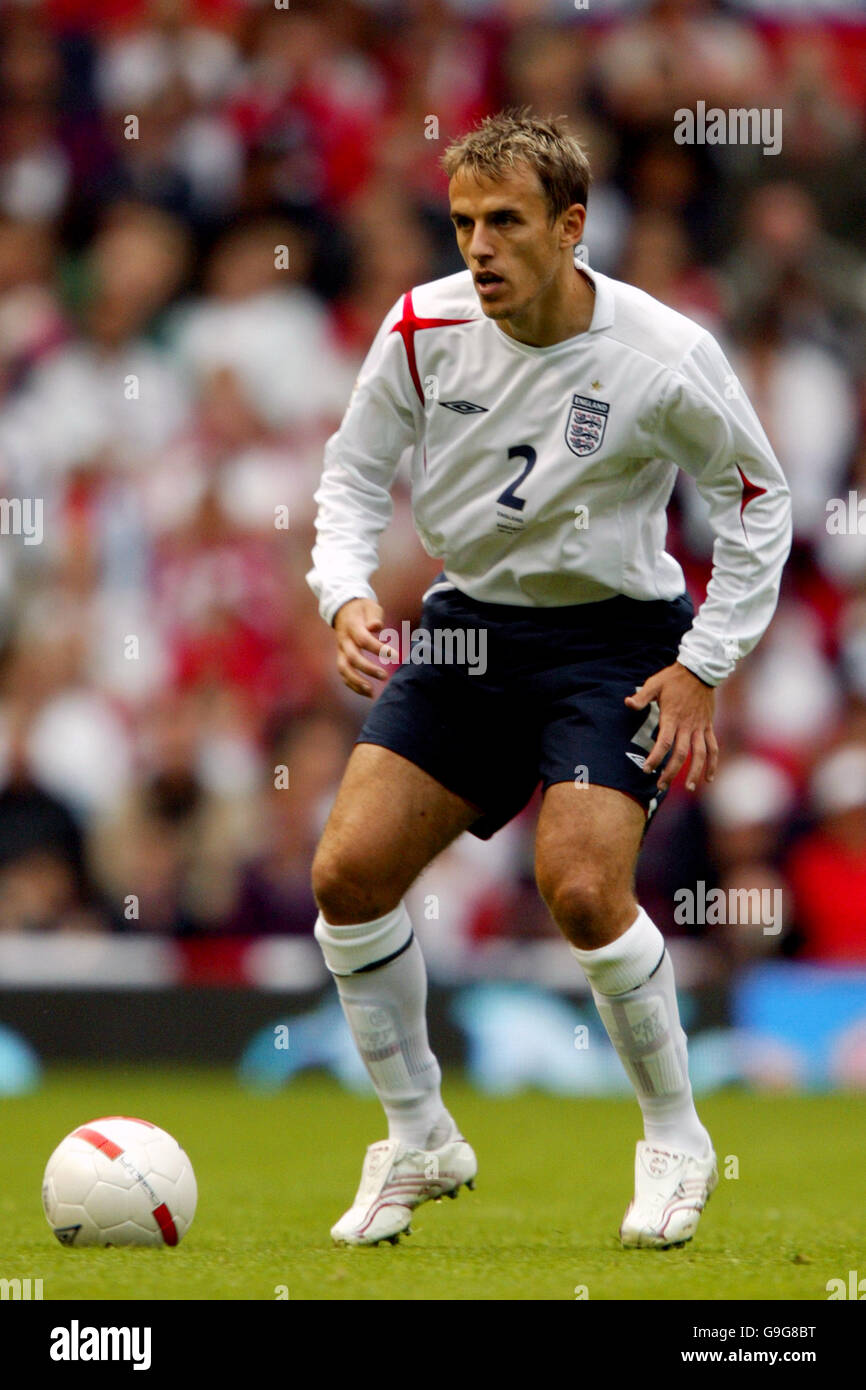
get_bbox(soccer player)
[306,111,792,1249]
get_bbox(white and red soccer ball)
[42,1117,197,1247]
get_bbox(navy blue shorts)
[356,581,695,840]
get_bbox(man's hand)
[625,661,718,792]
[333,597,391,697]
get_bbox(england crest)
[565,393,609,457]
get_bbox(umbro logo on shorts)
[625,750,647,769]
[439,400,488,414]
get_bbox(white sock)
[315,904,455,1150]
[571,908,712,1158]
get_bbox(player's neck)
[497,266,596,349]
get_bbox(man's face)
[448,162,578,322]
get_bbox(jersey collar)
[490,252,615,356]
[575,249,615,334]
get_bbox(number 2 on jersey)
[497,445,537,512]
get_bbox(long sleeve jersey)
[307,256,792,686]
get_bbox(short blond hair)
[441,108,591,224]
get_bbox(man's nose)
[468,223,495,260]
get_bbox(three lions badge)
[565,394,609,457]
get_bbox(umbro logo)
[53,1225,82,1245]
[625,751,647,769]
[438,400,488,414]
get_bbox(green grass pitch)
[5,1066,864,1301]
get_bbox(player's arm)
[628,330,793,791]
[306,297,421,695]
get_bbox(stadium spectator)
[228,709,354,935]
[786,744,866,963]
[89,691,258,933]
[0,704,106,931]
[0,0,863,950]
[166,217,353,429]
[723,293,857,545]
[0,202,193,483]
[592,0,772,130]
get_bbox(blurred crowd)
[1,0,866,966]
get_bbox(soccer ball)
[42,1116,197,1247]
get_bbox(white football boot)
[620,1141,718,1248]
[331,1135,477,1246]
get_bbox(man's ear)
[560,203,587,248]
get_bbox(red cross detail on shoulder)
[390,290,474,404]
[737,464,767,534]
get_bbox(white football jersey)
[307,255,792,685]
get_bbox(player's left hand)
[625,661,718,793]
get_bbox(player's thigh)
[312,742,480,920]
[534,782,646,942]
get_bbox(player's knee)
[541,874,616,947]
[311,845,399,926]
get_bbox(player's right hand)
[333,597,390,697]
